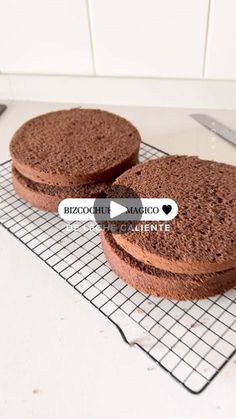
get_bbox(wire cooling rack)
[0,141,236,394]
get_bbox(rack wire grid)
[0,141,236,394]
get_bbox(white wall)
[0,0,236,107]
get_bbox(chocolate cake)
[10,108,140,186]
[100,231,236,300]
[113,156,236,274]
[12,166,113,212]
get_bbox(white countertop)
[0,101,236,419]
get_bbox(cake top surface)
[114,155,236,267]
[10,108,140,179]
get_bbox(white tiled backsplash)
[0,0,235,80]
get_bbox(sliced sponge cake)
[113,156,236,275]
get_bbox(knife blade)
[190,113,236,148]
[0,104,6,117]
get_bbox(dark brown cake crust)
[100,231,236,300]
[12,166,113,212]
[10,108,140,186]
[113,156,236,274]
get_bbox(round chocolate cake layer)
[113,156,236,274]
[12,166,113,212]
[100,231,236,300]
[10,108,140,186]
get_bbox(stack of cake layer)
[10,108,141,212]
[100,156,236,300]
